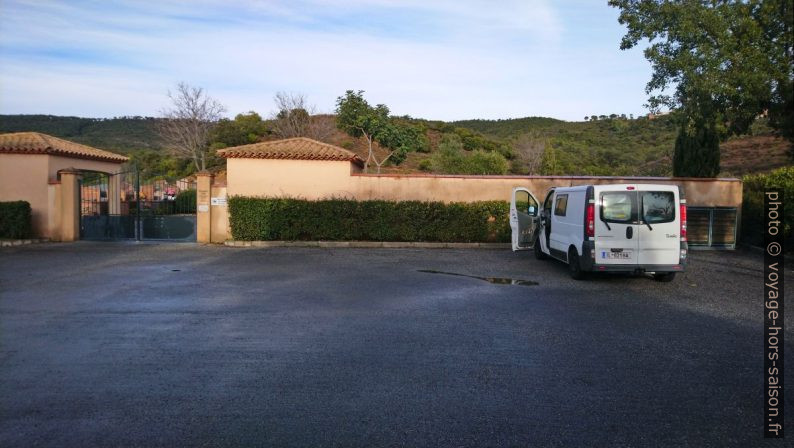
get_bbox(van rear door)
[594,186,639,265]
[510,187,540,251]
[637,186,680,265]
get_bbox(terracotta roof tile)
[0,132,128,163]
[217,137,364,166]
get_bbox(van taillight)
[586,203,595,237]
[680,204,687,241]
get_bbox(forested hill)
[0,115,164,153]
[450,116,567,139]
[451,115,679,176]
[1,113,788,178]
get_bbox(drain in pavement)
[418,269,538,286]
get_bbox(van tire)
[568,248,586,280]
[534,237,547,260]
[652,272,677,282]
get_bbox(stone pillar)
[196,171,213,243]
[108,172,121,215]
[59,169,82,242]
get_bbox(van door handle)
[626,226,633,239]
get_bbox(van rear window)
[641,191,675,224]
[601,192,636,223]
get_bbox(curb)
[224,241,511,249]
[0,238,50,247]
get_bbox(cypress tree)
[673,125,720,177]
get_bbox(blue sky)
[0,0,653,122]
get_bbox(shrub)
[465,150,510,175]
[742,166,794,250]
[175,189,197,213]
[229,197,511,243]
[429,134,510,175]
[0,201,33,239]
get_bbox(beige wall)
[226,158,741,206]
[0,153,125,239]
[0,154,50,237]
[46,155,123,180]
[227,158,361,199]
[212,157,743,242]
[352,174,742,207]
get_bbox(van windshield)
[641,191,675,224]
[601,192,636,223]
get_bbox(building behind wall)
[0,132,128,240]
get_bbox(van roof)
[592,183,679,190]
[549,182,684,199]
[552,183,679,191]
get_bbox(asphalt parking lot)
[1,242,792,447]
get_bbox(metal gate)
[686,207,737,249]
[80,169,197,241]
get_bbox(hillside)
[0,115,164,153]
[1,114,789,178]
[451,116,680,176]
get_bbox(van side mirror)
[528,205,536,215]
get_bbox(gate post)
[59,168,82,242]
[108,172,121,215]
[196,171,213,243]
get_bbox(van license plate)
[606,250,632,259]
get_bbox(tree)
[673,123,720,177]
[335,90,423,173]
[378,120,429,165]
[430,134,468,174]
[610,0,794,140]
[272,92,335,141]
[157,82,226,172]
[272,92,310,138]
[127,149,192,180]
[210,111,268,149]
[513,132,546,175]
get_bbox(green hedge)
[175,189,197,213]
[229,197,511,242]
[0,201,33,239]
[742,166,794,250]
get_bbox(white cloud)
[0,0,650,121]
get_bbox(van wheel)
[534,237,547,260]
[568,249,586,280]
[652,272,677,282]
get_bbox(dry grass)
[720,134,792,177]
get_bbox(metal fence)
[80,169,197,241]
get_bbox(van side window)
[641,191,675,223]
[601,192,637,223]
[554,194,568,216]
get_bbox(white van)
[510,184,688,281]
